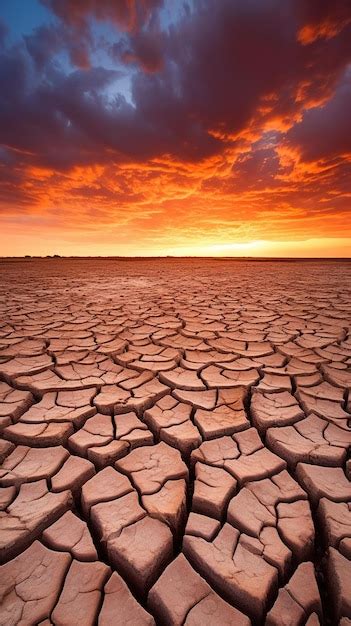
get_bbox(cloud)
[297,0,351,43]
[285,70,351,163]
[24,23,92,70]
[1,0,350,168]
[0,0,350,252]
[42,0,164,33]
[111,27,165,73]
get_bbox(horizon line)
[1,255,351,261]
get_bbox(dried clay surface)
[0,257,350,625]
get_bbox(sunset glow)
[0,0,350,257]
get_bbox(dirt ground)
[0,257,350,625]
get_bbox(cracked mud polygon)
[0,257,350,626]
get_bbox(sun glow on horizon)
[1,227,350,259]
[159,238,351,258]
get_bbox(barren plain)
[0,257,350,625]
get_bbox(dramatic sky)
[0,0,350,257]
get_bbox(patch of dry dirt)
[0,258,350,625]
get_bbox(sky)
[0,0,350,257]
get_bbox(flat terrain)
[0,258,350,625]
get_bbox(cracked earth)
[0,257,350,626]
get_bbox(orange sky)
[0,0,350,257]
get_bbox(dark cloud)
[229,143,291,191]
[111,28,165,73]
[286,72,351,162]
[296,0,351,42]
[0,0,350,214]
[25,23,92,70]
[42,0,163,33]
[0,40,124,169]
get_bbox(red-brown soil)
[0,257,350,625]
